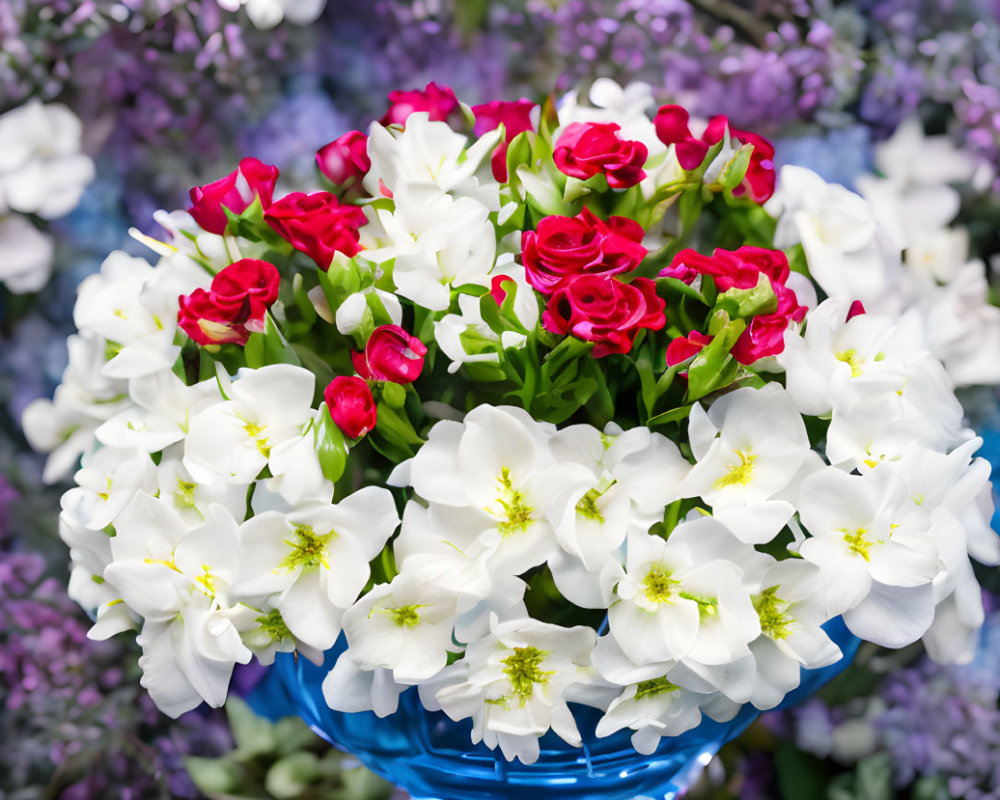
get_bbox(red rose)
[188,157,279,235]
[666,330,714,366]
[324,376,377,439]
[654,105,775,202]
[316,130,370,191]
[381,82,459,127]
[521,208,647,294]
[542,275,665,358]
[553,122,648,189]
[471,98,537,182]
[264,191,367,270]
[177,258,280,346]
[662,247,806,364]
[351,324,428,384]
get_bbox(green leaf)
[647,403,693,427]
[223,196,290,251]
[656,274,709,305]
[243,314,302,369]
[182,756,242,794]
[314,405,348,483]
[265,752,321,799]
[685,312,745,401]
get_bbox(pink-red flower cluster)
[653,105,775,203]
[352,325,428,384]
[264,191,367,270]
[663,246,806,366]
[543,274,665,358]
[316,131,370,192]
[381,82,458,127]
[188,157,279,235]
[471,99,537,182]
[324,376,377,439]
[525,208,662,357]
[553,122,647,189]
[521,208,647,294]
[177,259,280,346]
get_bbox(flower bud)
[187,157,279,235]
[325,376,377,439]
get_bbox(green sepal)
[381,381,407,410]
[314,403,348,484]
[715,271,777,319]
[717,143,753,192]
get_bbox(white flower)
[69,446,156,531]
[183,364,317,486]
[0,100,94,219]
[234,487,399,652]
[797,466,941,647]
[425,616,599,764]
[364,113,501,210]
[360,185,497,311]
[544,424,690,607]
[768,165,905,313]
[0,214,54,293]
[103,494,252,716]
[595,677,710,754]
[680,384,817,544]
[390,404,560,576]
[22,332,131,482]
[154,448,249,526]
[778,297,921,417]
[433,263,540,373]
[745,560,842,710]
[334,285,403,335]
[609,518,761,667]
[323,653,408,717]
[340,571,461,683]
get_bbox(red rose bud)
[666,330,714,366]
[381,82,459,127]
[188,157,279,235]
[325,376,377,439]
[654,105,775,202]
[177,258,280,346]
[846,300,866,321]
[553,122,648,189]
[316,130,370,190]
[542,275,665,358]
[701,116,775,203]
[264,191,367,270]
[490,274,513,306]
[472,99,537,182]
[351,324,428,384]
[521,207,647,295]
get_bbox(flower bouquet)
[25,80,1000,798]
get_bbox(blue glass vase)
[270,618,860,800]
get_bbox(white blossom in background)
[216,0,326,29]
[0,214,54,293]
[0,100,94,219]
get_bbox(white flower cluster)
[216,0,326,29]
[321,349,996,762]
[0,100,95,292]
[770,120,1000,388]
[23,246,400,717]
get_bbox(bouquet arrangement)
[26,79,1000,767]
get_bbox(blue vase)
[271,618,860,800]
